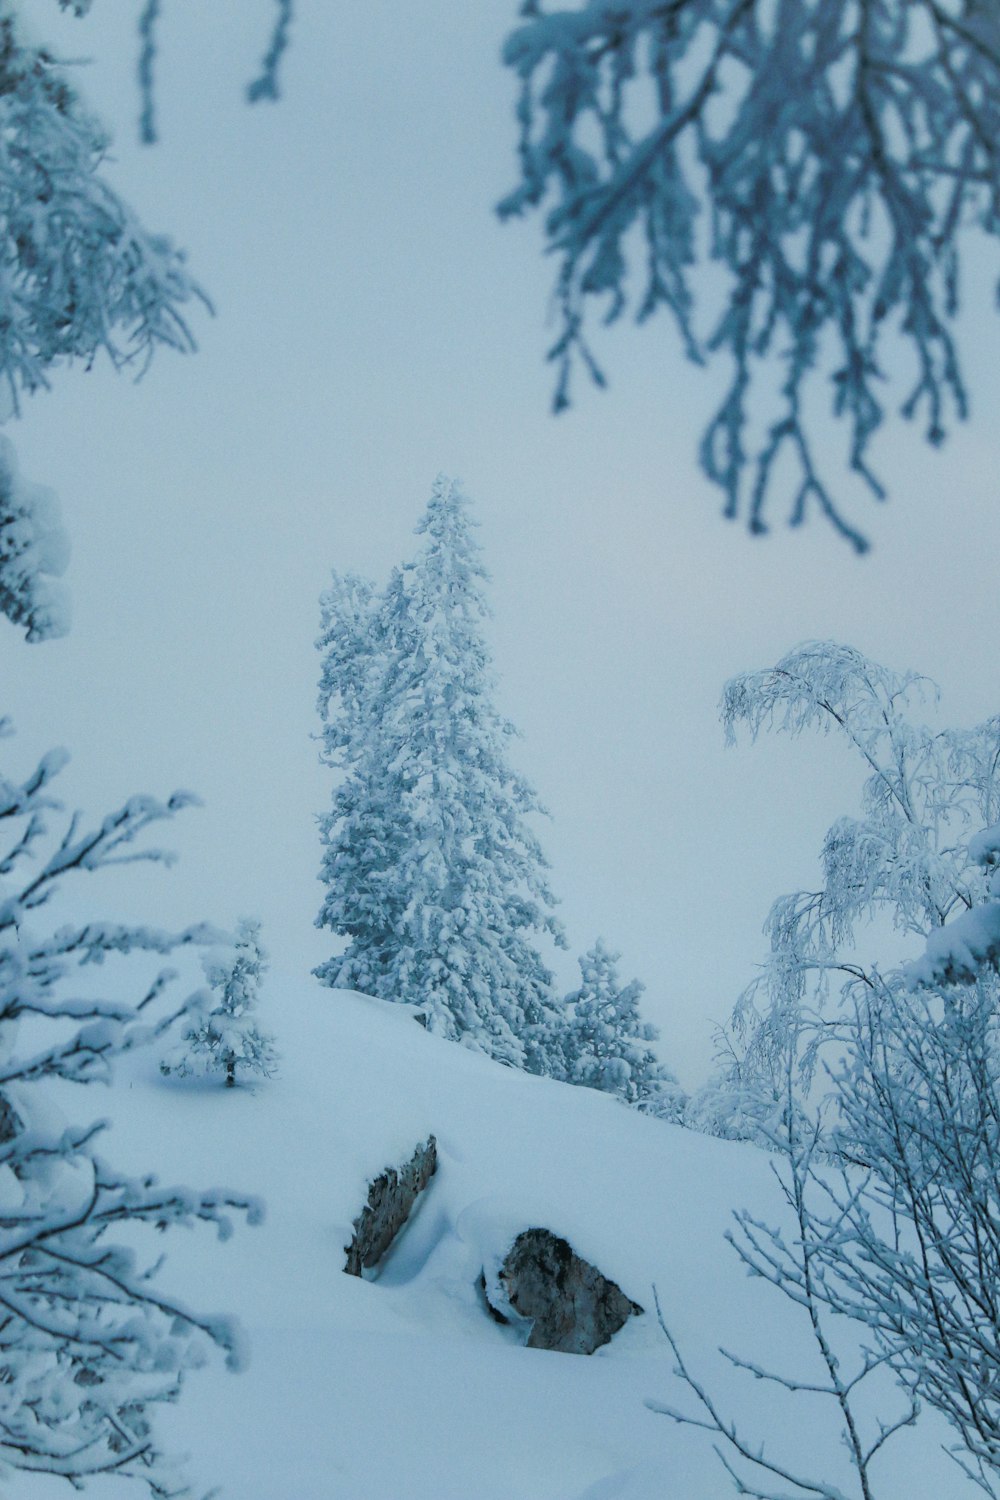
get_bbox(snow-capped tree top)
[566,941,654,1042]
[415,473,488,571]
[202,918,270,1016]
[721,642,937,754]
[316,571,379,745]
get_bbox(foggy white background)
[5,0,1000,1085]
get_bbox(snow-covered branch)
[0,721,258,1490]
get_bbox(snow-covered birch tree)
[315,476,566,1071]
[500,0,1000,550]
[0,720,261,1491]
[683,641,1000,1489]
[719,640,1000,1106]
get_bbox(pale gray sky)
[6,0,1000,1084]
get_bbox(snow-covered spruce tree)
[314,571,411,1001]
[557,940,684,1116]
[717,640,1000,1124]
[0,720,260,1491]
[316,476,566,1071]
[501,1,1000,551]
[162,918,277,1088]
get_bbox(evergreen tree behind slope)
[316,477,566,1070]
[558,940,685,1116]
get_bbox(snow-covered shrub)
[162,918,277,1087]
[669,976,1000,1494]
[0,719,260,1490]
[823,975,1000,1485]
[683,1072,784,1146]
[315,476,566,1070]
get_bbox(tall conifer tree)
[315,572,409,997]
[316,477,564,1069]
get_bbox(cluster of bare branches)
[501,1,1000,548]
[660,643,1000,1496]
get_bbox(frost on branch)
[0,10,209,640]
[501,0,1000,549]
[0,14,204,399]
[0,721,259,1490]
[61,0,297,141]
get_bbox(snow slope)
[28,981,960,1500]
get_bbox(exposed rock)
[0,1089,21,1145]
[485,1228,643,1355]
[343,1136,437,1277]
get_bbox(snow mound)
[33,976,959,1500]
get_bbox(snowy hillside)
[30,982,959,1500]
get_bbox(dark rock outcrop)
[485,1228,643,1354]
[0,1090,21,1145]
[343,1136,437,1277]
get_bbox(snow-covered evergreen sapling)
[163,919,277,1087]
[558,941,684,1117]
[315,476,567,1071]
